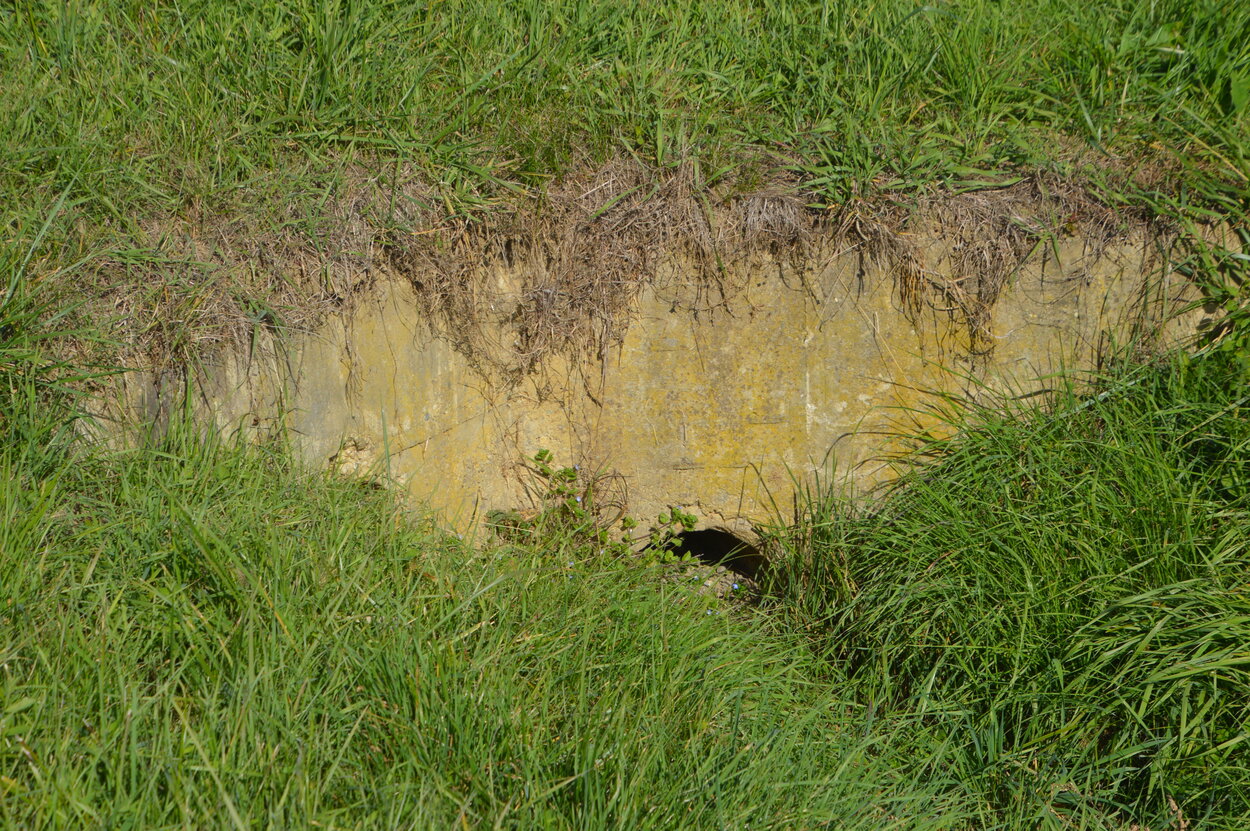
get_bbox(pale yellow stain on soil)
[114,233,1200,535]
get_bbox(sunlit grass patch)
[765,351,1250,826]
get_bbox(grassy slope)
[3,0,1245,370]
[3,0,1247,252]
[4,1,1250,827]
[764,350,1250,827]
[5,427,926,829]
[2,288,966,828]
[4,240,1250,828]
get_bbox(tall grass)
[1,419,970,827]
[0,233,957,828]
[4,218,1250,826]
[4,3,1250,822]
[764,351,1250,827]
[2,0,1247,251]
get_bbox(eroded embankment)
[100,175,1208,534]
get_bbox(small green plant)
[487,450,701,564]
[638,505,699,566]
[486,449,632,559]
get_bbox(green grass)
[2,323,962,828]
[763,350,1250,827]
[5,0,1247,369]
[2,430,898,828]
[3,0,1248,257]
[4,2,1250,826]
[4,224,1250,829]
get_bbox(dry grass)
[835,173,1167,359]
[386,159,818,382]
[59,157,1185,384]
[381,162,1178,383]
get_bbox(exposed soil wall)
[107,221,1201,535]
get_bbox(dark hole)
[670,529,764,578]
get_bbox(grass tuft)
[764,350,1250,825]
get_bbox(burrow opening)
[670,529,764,579]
